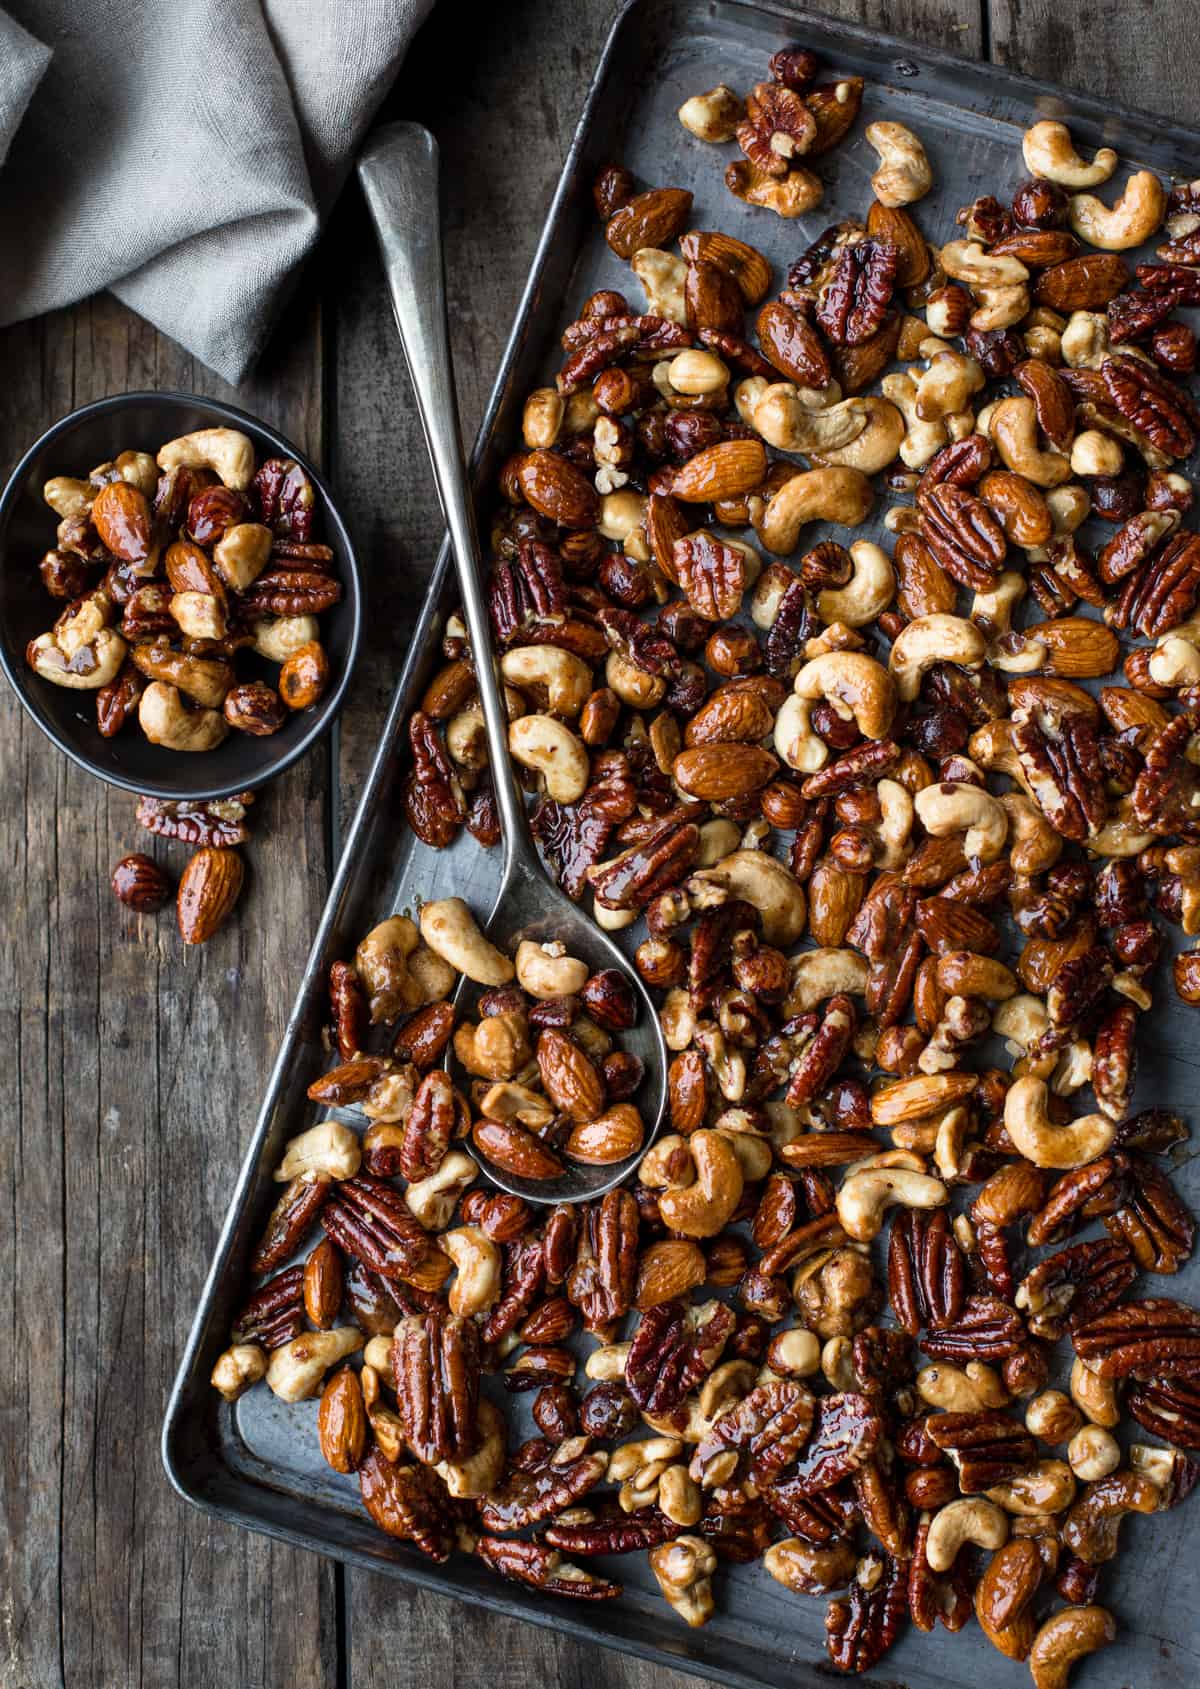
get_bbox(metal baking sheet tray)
[163,3,1200,1683]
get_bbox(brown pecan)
[917,481,1007,590]
[231,1264,305,1349]
[399,1070,467,1180]
[763,577,817,679]
[1103,1157,1195,1273]
[1108,286,1181,343]
[909,1515,973,1634]
[1092,1002,1136,1121]
[1026,1154,1130,1248]
[543,1508,682,1557]
[1073,1296,1200,1378]
[479,1443,609,1534]
[321,1176,430,1282]
[926,1409,1037,1493]
[1123,530,1200,636]
[327,960,368,1061]
[135,792,252,847]
[359,1450,456,1561]
[1133,710,1200,835]
[488,540,566,644]
[1016,1239,1137,1340]
[1103,355,1197,458]
[404,712,465,849]
[251,1175,331,1275]
[736,80,817,176]
[825,1553,907,1674]
[785,994,857,1106]
[625,1298,735,1414]
[566,1189,638,1327]
[816,240,898,346]
[482,1237,547,1343]
[888,1208,967,1335]
[588,819,700,910]
[1128,1375,1200,1446]
[691,1380,816,1488]
[240,567,340,616]
[671,531,749,621]
[477,1534,621,1600]
[1011,706,1107,842]
[785,1393,883,1494]
[391,1312,480,1465]
[920,1294,1024,1362]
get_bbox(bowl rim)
[0,388,364,802]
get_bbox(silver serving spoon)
[358,122,667,1204]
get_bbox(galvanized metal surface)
[164,3,1200,1684]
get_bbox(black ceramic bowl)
[0,392,363,800]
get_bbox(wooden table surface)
[0,0,1194,1683]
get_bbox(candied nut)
[419,897,511,986]
[211,1342,267,1402]
[865,122,931,207]
[925,1497,1008,1571]
[317,1366,367,1473]
[678,85,744,143]
[1029,1606,1116,1689]
[1070,172,1166,251]
[1004,1077,1115,1170]
[649,1535,717,1627]
[111,852,172,912]
[224,680,286,735]
[278,640,330,710]
[265,1326,363,1403]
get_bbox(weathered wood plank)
[0,283,337,1688]
[989,0,1193,116]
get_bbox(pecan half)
[926,1408,1037,1493]
[816,240,899,346]
[888,1208,967,1335]
[1011,706,1107,842]
[477,1535,621,1600]
[1073,1297,1200,1378]
[566,1189,639,1327]
[1128,1375,1200,1446]
[321,1176,430,1282]
[1103,355,1197,458]
[825,1552,907,1674]
[1103,1158,1195,1274]
[625,1298,735,1414]
[359,1449,456,1560]
[919,1295,1025,1361]
[231,1265,305,1349]
[1016,1239,1137,1340]
[691,1381,816,1488]
[543,1507,683,1555]
[478,1443,609,1534]
[785,1392,883,1494]
[392,1312,481,1465]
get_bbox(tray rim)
[162,0,1200,1680]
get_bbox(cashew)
[501,646,591,716]
[1001,792,1062,876]
[918,1361,1009,1413]
[836,1166,948,1242]
[522,387,565,449]
[1003,1076,1115,1169]
[1022,121,1116,188]
[915,780,1008,863]
[939,240,1029,288]
[785,947,869,1013]
[750,384,868,456]
[266,1327,363,1402]
[865,120,932,206]
[993,994,1052,1063]
[973,572,1027,642]
[157,427,255,491]
[889,614,986,702]
[794,651,896,739]
[915,350,985,421]
[649,1535,717,1627]
[1069,171,1166,251]
[678,85,743,143]
[774,693,828,775]
[418,897,511,986]
[1028,1607,1116,1689]
[606,650,666,709]
[754,466,873,554]
[508,714,589,802]
[436,1397,507,1499]
[875,778,914,869]
[441,1225,502,1317]
[990,396,1072,487]
[137,681,228,751]
[252,614,319,662]
[881,372,947,469]
[809,396,906,475]
[405,1150,477,1231]
[657,1130,744,1238]
[43,475,93,519]
[28,624,127,691]
[687,850,806,947]
[274,1120,361,1182]
[970,283,1030,331]
[925,1497,1008,1572]
[1148,632,1200,688]
[696,818,740,865]
[632,248,687,325]
[512,939,587,1000]
[211,1342,268,1402]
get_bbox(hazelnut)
[278,639,330,710]
[111,853,172,913]
[1010,176,1069,229]
[223,680,287,735]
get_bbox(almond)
[91,480,152,563]
[684,686,775,747]
[1037,616,1120,678]
[516,450,600,529]
[165,537,223,598]
[866,201,930,287]
[988,229,1078,267]
[317,1365,367,1473]
[1014,359,1075,451]
[645,490,691,582]
[420,658,476,719]
[565,1102,646,1166]
[1008,675,1100,722]
[536,1028,606,1123]
[870,1071,977,1126]
[605,187,693,259]
[176,846,244,944]
[807,857,866,948]
[671,438,767,502]
[673,743,778,800]
[1098,685,1169,737]
[1033,253,1129,311]
[303,1237,344,1329]
[977,470,1052,547]
[680,228,772,304]
[634,1238,707,1309]
[472,1117,563,1181]
[831,311,902,396]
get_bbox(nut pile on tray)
[216,41,1200,1685]
[28,425,338,747]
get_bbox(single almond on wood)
[176,845,245,943]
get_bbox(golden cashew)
[1003,1076,1115,1170]
[677,84,744,142]
[437,1397,507,1499]
[914,780,1009,863]
[696,818,740,865]
[441,1225,502,1317]
[659,988,697,1051]
[874,778,914,869]
[687,849,806,947]
[1086,796,1156,858]
[809,396,906,474]
[812,542,895,631]
[253,614,318,661]
[211,1342,267,1402]
[1028,1607,1116,1689]
[993,993,1052,1060]
[513,939,587,999]
[405,1150,477,1231]
[170,591,226,642]
[508,714,589,802]
[970,283,1030,331]
[1001,792,1063,875]
[631,247,687,325]
[585,1342,630,1382]
[865,120,932,206]
[774,693,828,775]
[1069,429,1123,477]
[649,1535,717,1627]
[1045,483,1092,535]
[1060,310,1111,370]
[918,1361,1009,1413]
[157,426,255,491]
[606,650,666,709]
[28,624,127,691]
[419,896,512,986]
[915,349,985,421]
[275,1120,361,1182]
[266,1327,363,1403]
[764,1536,858,1595]
[889,613,986,701]
[1069,171,1166,251]
[657,1129,744,1238]
[925,1497,1008,1572]
[836,1166,948,1242]
[1022,120,1116,188]
[138,681,228,751]
[990,397,1072,487]
[938,239,1029,288]
[501,646,591,716]
[973,572,1027,641]
[794,651,896,739]
[881,371,948,469]
[522,387,565,449]
[43,475,93,519]
[785,947,869,1014]
[750,384,868,454]
[212,521,272,592]
[754,465,873,554]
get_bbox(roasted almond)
[91,479,152,563]
[176,846,244,944]
[645,490,692,583]
[756,300,831,387]
[673,743,778,800]
[684,259,744,335]
[866,201,930,287]
[1098,685,1169,737]
[679,228,772,304]
[420,658,476,720]
[893,531,957,619]
[565,1103,646,1165]
[536,1028,606,1123]
[684,686,775,746]
[605,187,693,259]
[517,450,600,529]
[807,856,866,948]
[977,471,1052,547]
[472,1117,564,1181]
[303,1236,344,1329]
[671,438,767,502]
[634,1238,707,1308]
[830,310,902,396]
[805,77,863,154]
[1008,675,1100,722]
[988,228,1078,267]
[870,1071,977,1126]
[1033,253,1130,311]
[165,537,223,597]
[1036,616,1120,678]
[914,897,1000,955]
[317,1365,367,1473]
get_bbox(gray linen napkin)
[0,0,434,383]
[0,8,49,166]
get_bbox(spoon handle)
[359,122,530,877]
